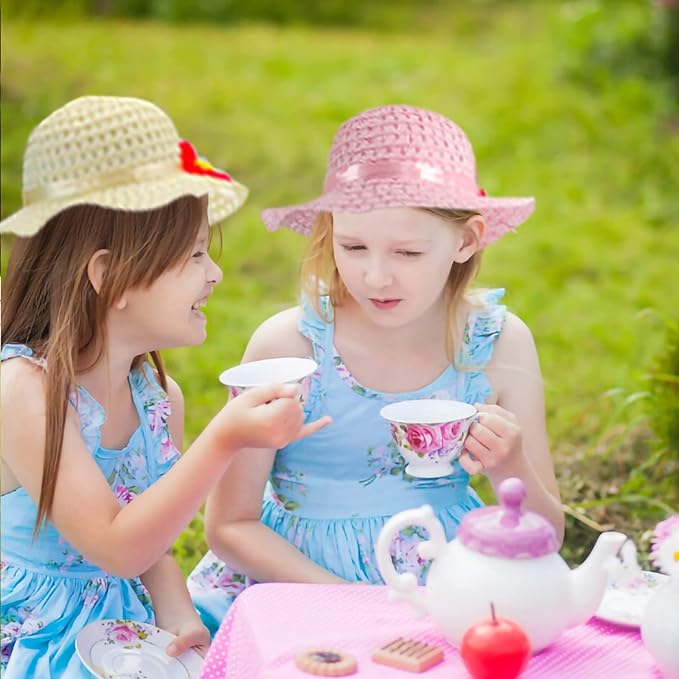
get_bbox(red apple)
[460,604,531,679]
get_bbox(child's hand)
[459,404,523,476]
[217,383,331,451]
[165,617,211,658]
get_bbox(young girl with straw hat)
[188,104,565,635]
[0,96,330,678]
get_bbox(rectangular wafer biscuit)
[372,637,444,673]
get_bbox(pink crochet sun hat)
[262,105,535,247]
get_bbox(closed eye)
[340,244,366,252]
[397,250,422,257]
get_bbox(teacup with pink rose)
[380,399,478,478]
[219,357,317,404]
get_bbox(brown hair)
[300,209,483,366]
[2,194,208,535]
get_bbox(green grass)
[2,1,678,573]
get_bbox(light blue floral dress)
[0,344,181,678]
[188,290,507,635]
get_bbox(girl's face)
[332,207,476,328]
[116,216,223,352]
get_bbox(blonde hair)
[2,194,209,535]
[300,209,483,366]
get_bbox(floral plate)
[594,570,668,628]
[76,619,202,679]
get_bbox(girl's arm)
[140,553,209,656]
[205,448,344,584]
[1,359,327,579]
[462,312,565,542]
[204,307,345,584]
[139,378,209,657]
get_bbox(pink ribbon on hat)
[324,159,483,196]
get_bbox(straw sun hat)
[263,105,535,247]
[0,96,248,237]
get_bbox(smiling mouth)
[191,298,208,311]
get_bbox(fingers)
[462,407,523,475]
[474,403,519,426]
[166,629,207,657]
[166,636,191,657]
[468,418,503,452]
[296,415,332,441]
[458,451,484,475]
[244,382,299,405]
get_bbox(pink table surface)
[200,583,660,679]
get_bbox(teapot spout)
[568,531,627,628]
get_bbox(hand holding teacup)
[459,404,523,476]
[215,357,330,450]
[219,357,317,404]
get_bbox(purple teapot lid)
[457,478,559,559]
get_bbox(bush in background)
[558,315,679,568]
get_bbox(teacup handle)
[375,505,449,616]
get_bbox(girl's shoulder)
[484,310,542,399]
[1,346,49,417]
[243,306,313,362]
[490,311,538,364]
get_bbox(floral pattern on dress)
[129,578,153,612]
[143,384,180,466]
[360,441,409,486]
[332,352,402,402]
[0,604,45,670]
[188,557,252,599]
[146,396,171,434]
[45,535,87,574]
[271,459,307,512]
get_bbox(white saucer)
[76,619,202,678]
[595,570,668,628]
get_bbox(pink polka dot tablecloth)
[200,583,660,679]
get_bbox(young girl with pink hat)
[188,104,564,633]
[0,96,329,678]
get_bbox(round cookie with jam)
[294,648,358,676]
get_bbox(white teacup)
[379,399,478,478]
[219,357,317,403]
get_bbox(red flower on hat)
[478,188,487,197]
[179,140,232,181]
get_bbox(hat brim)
[0,172,248,237]
[262,181,534,247]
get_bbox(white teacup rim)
[219,356,317,388]
[380,398,477,424]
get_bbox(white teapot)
[376,478,626,652]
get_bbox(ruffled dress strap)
[298,294,333,366]
[1,343,47,368]
[457,288,507,405]
[297,295,332,420]
[128,363,180,478]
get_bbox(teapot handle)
[375,504,449,616]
